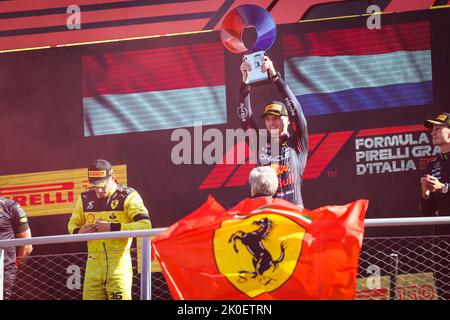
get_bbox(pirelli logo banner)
[0,165,127,217]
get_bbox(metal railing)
[0,229,165,300]
[358,217,450,300]
[364,216,450,227]
[1,217,450,300]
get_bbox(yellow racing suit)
[68,184,151,300]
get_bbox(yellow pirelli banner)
[0,165,127,217]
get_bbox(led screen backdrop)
[0,9,449,249]
[283,21,432,116]
[82,42,227,136]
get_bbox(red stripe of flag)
[82,42,225,97]
[284,21,430,58]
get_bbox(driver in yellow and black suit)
[68,159,151,300]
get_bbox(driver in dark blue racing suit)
[237,55,308,208]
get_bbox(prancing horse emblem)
[229,217,286,282]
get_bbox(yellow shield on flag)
[213,213,306,298]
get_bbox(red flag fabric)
[152,195,368,300]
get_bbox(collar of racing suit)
[104,183,118,197]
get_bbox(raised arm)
[237,57,257,131]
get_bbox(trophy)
[220,5,277,85]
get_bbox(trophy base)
[244,51,270,85]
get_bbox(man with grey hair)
[248,166,279,198]
[228,165,301,220]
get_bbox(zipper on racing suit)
[103,242,109,288]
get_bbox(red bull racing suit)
[237,74,308,208]
[68,184,151,300]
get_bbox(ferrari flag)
[153,196,368,299]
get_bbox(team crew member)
[420,112,450,300]
[0,198,33,300]
[68,159,151,300]
[237,55,308,207]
